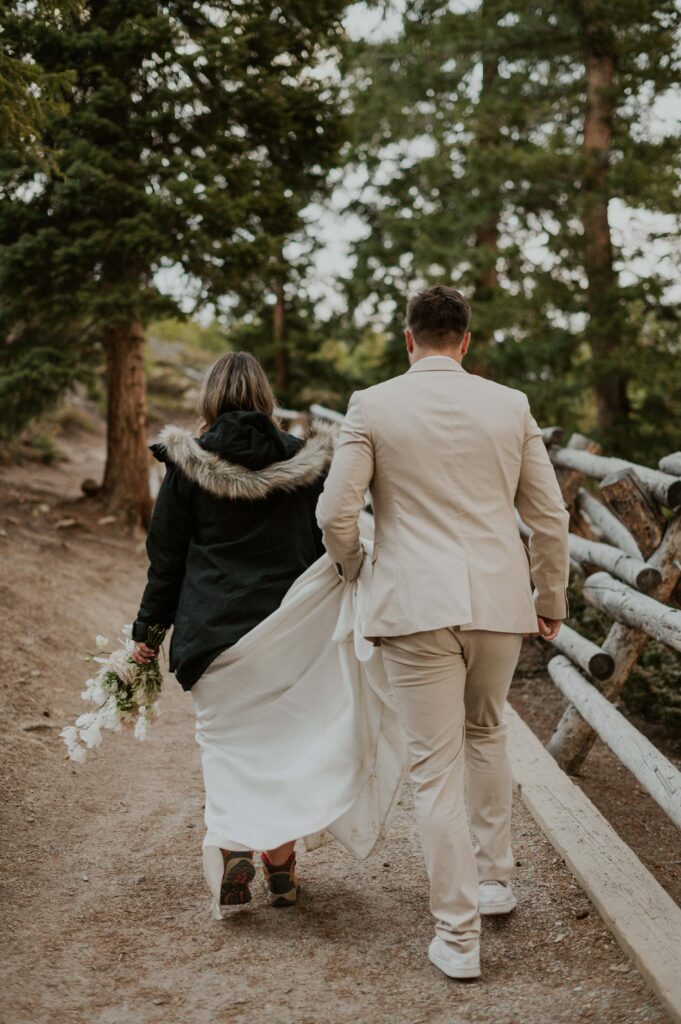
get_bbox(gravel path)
[0,443,674,1024]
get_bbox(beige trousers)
[380,627,523,952]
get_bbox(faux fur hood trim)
[155,420,337,501]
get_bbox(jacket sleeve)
[316,391,374,582]
[514,397,571,619]
[132,464,193,642]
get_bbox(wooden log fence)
[508,704,681,1024]
[549,623,614,681]
[547,439,681,777]
[305,403,681,1018]
[583,571,681,652]
[659,452,681,477]
[567,534,661,592]
[549,445,681,508]
[548,656,681,828]
[577,487,643,559]
[600,468,667,557]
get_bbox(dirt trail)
[0,432,675,1024]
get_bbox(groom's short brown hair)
[406,286,471,347]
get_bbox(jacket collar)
[407,355,467,374]
[154,419,337,501]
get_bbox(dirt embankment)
[0,426,676,1024]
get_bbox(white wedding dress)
[190,535,406,918]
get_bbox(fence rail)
[544,432,681,786]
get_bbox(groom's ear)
[461,331,471,355]
[405,328,415,354]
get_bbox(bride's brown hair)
[198,351,277,431]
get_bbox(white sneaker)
[428,937,481,979]
[478,880,517,915]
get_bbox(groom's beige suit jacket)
[316,355,570,638]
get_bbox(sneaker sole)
[428,950,480,979]
[268,884,300,908]
[479,897,517,916]
[220,858,256,908]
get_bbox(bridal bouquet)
[60,624,167,764]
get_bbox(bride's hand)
[132,641,158,664]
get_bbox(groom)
[316,285,569,979]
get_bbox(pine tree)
[342,0,680,454]
[544,0,681,452]
[0,1,347,526]
[0,1,77,159]
[342,0,581,425]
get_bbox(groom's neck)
[410,346,463,366]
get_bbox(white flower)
[63,621,164,765]
[94,684,109,708]
[133,712,149,741]
[99,698,120,731]
[80,719,103,749]
[82,678,108,705]
[68,743,88,765]
[108,649,134,684]
[89,679,107,704]
[60,726,79,749]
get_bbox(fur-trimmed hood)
[152,415,337,502]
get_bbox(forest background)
[1,0,679,527]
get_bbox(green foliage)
[0,0,348,438]
[0,2,77,162]
[0,341,92,440]
[342,0,681,453]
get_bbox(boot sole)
[268,884,300,908]
[220,858,256,908]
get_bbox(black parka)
[132,411,335,690]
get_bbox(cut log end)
[667,477,681,509]
[588,651,615,681]
[635,566,663,594]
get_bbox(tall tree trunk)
[469,16,500,378]
[272,279,289,398]
[581,22,629,433]
[471,215,498,377]
[101,319,152,530]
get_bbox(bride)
[131,351,402,916]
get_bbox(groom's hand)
[536,616,561,642]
